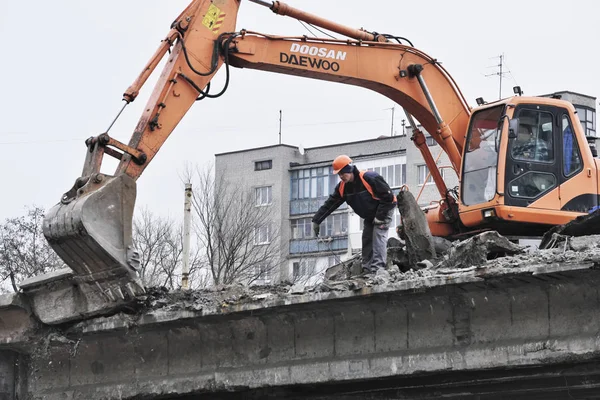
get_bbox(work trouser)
[361,219,389,272]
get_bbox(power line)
[502,57,520,88]
[0,138,85,146]
[285,117,385,128]
[307,23,337,39]
[0,116,388,144]
[298,20,317,37]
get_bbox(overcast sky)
[0,0,598,221]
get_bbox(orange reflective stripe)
[338,171,396,203]
[359,171,379,200]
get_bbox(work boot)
[361,267,377,276]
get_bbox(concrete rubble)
[119,230,600,316]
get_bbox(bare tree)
[0,206,65,292]
[133,208,208,290]
[184,164,281,286]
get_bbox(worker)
[312,155,397,274]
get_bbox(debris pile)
[135,209,600,314]
[134,231,600,315]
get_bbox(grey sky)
[1,0,598,221]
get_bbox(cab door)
[504,105,560,210]
[557,111,598,212]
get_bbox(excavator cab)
[459,97,598,237]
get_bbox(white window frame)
[255,186,272,206]
[417,164,444,186]
[292,259,316,278]
[363,163,406,189]
[254,224,271,245]
[254,264,271,284]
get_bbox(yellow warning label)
[202,4,222,32]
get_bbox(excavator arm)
[42,0,471,298]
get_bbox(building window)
[291,167,338,200]
[359,209,402,230]
[255,160,272,171]
[323,214,348,237]
[426,135,437,146]
[417,164,444,185]
[255,186,272,206]
[368,163,406,188]
[327,255,340,267]
[576,106,596,138]
[293,259,316,279]
[254,224,271,245]
[291,217,313,239]
[291,214,348,239]
[253,264,271,284]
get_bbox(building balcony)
[289,236,348,255]
[290,198,347,216]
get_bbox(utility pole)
[279,110,282,144]
[485,54,509,100]
[181,183,193,290]
[384,106,396,136]
[390,106,395,136]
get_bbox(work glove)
[373,217,388,229]
[312,222,320,237]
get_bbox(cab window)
[562,114,582,177]
[508,172,556,199]
[511,110,554,162]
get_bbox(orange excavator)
[42,0,600,295]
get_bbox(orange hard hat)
[332,155,353,174]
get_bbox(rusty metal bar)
[250,0,383,42]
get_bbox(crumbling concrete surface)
[436,230,525,269]
[19,268,141,325]
[396,189,436,264]
[127,232,600,311]
[540,208,600,248]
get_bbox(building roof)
[304,134,406,151]
[539,90,597,101]
[214,135,407,158]
[215,143,299,157]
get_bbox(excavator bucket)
[43,174,145,298]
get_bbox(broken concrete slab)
[540,208,600,249]
[436,231,525,270]
[542,234,600,252]
[20,268,141,325]
[0,293,37,349]
[396,189,436,265]
[569,235,600,251]
[324,254,362,281]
